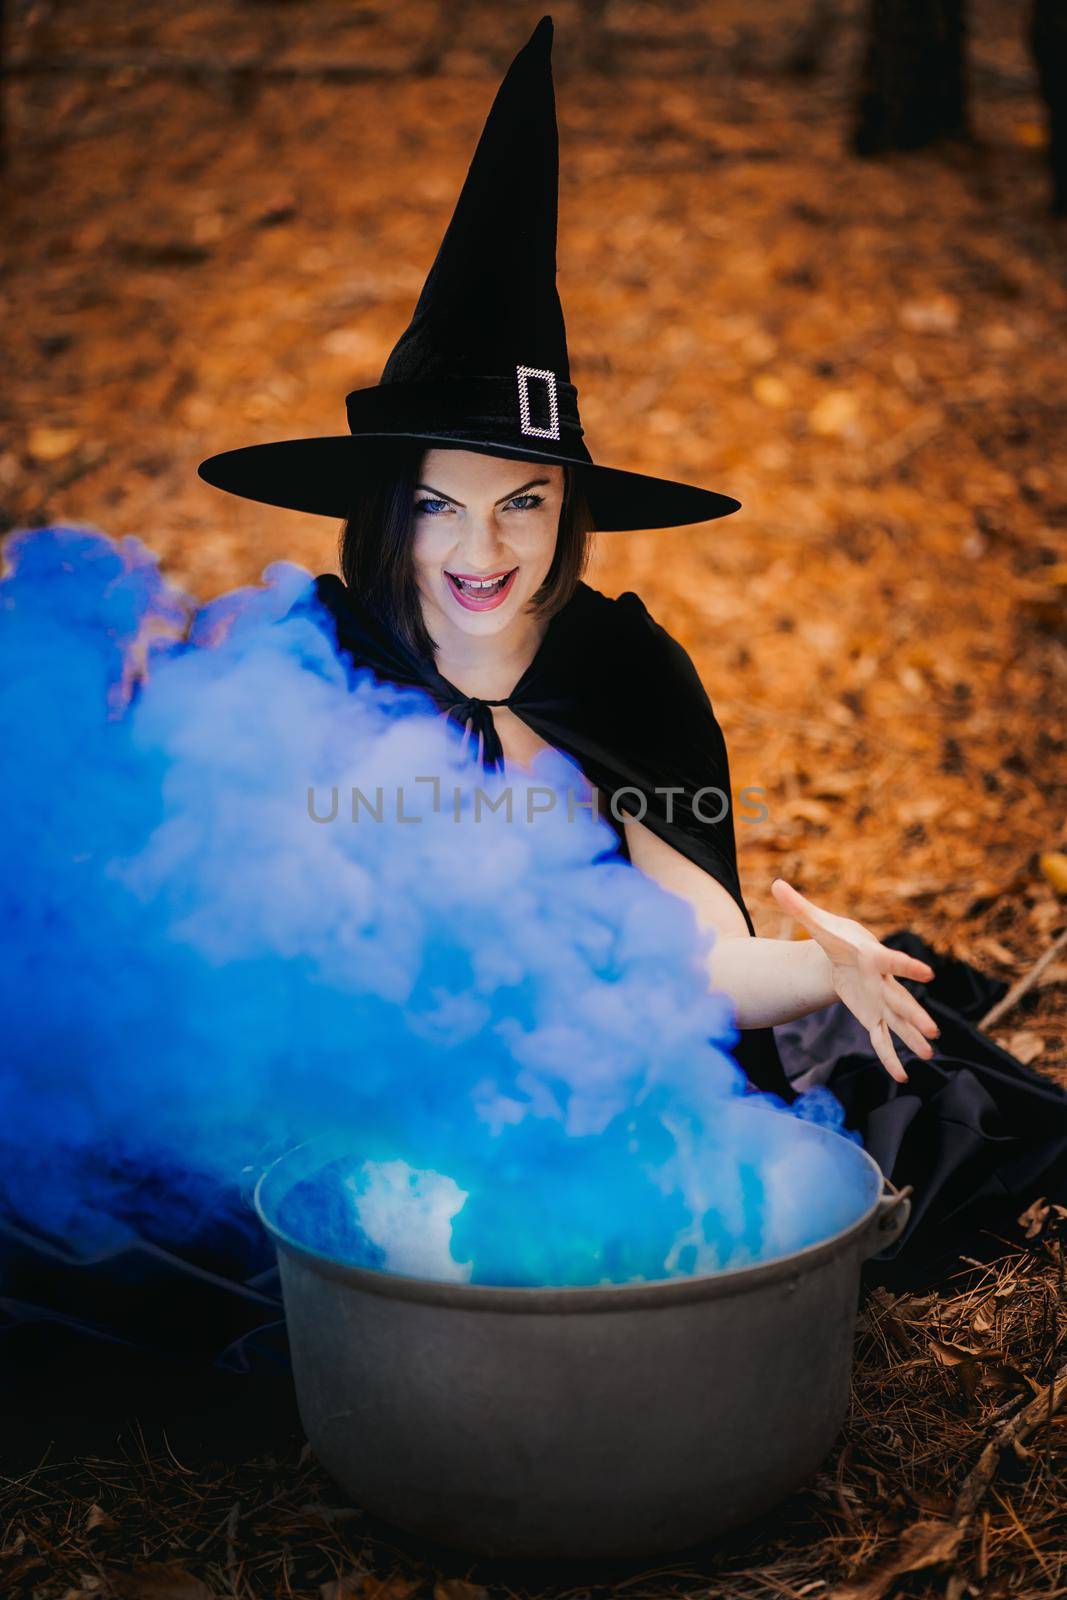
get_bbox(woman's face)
[411,448,564,643]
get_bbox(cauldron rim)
[254,1119,897,1311]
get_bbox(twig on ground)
[980,925,1067,1031]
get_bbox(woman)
[199,14,1067,1291]
[5,20,1063,1458]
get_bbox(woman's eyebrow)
[415,484,462,505]
[496,477,550,502]
[415,477,550,507]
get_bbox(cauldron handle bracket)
[859,1180,913,1260]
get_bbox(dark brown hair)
[338,441,595,660]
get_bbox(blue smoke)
[0,525,868,1288]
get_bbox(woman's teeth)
[445,569,518,609]
[448,571,513,596]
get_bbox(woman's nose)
[458,513,507,566]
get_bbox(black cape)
[4,574,1066,1458]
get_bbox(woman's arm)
[623,814,940,1082]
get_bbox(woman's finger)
[883,974,940,1039]
[869,1017,909,1084]
[769,876,821,927]
[769,876,841,933]
[882,947,936,984]
[885,1009,935,1061]
[771,878,860,962]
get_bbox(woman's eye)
[507,493,544,511]
[414,497,451,516]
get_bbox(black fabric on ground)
[774,930,1067,1290]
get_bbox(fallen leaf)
[295,1501,365,1526]
[889,878,942,900]
[435,1582,489,1600]
[897,663,926,696]
[829,1517,964,1599]
[0,1550,47,1587]
[1013,120,1048,147]
[85,1503,117,1533]
[809,389,860,437]
[321,1576,364,1600]
[896,794,946,825]
[1017,587,1066,628]
[1004,1030,1044,1064]
[911,1488,955,1518]
[1018,1197,1051,1239]
[808,774,860,799]
[323,328,382,362]
[785,798,834,824]
[970,1299,995,1336]
[928,1338,1030,1399]
[898,296,959,334]
[981,321,1018,352]
[352,1579,420,1600]
[928,1337,982,1367]
[752,374,791,408]
[100,1563,212,1600]
[930,1338,991,1403]
[26,425,83,462]
[979,1362,1038,1397]
[1039,851,1067,894]
[976,937,1017,966]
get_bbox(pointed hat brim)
[197,435,740,531]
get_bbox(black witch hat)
[197,15,740,531]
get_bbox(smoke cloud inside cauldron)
[0,525,869,1289]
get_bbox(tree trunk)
[851,0,970,155]
[1029,0,1067,215]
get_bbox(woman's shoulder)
[568,580,664,642]
[570,581,706,692]
[282,573,385,671]
[286,572,376,642]
[305,571,349,616]
[572,580,673,632]
[282,570,343,621]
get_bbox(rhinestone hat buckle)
[516,365,561,440]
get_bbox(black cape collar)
[305,571,584,777]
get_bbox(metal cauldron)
[255,1126,909,1560]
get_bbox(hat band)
[345,374,584,450]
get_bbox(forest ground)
[2,2,1066,1596]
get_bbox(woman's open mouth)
[444,567,518,612]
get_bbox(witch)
[199,14,1067,1294]
[5,14,1065,1464]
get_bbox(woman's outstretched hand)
[770,877,940,1083]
